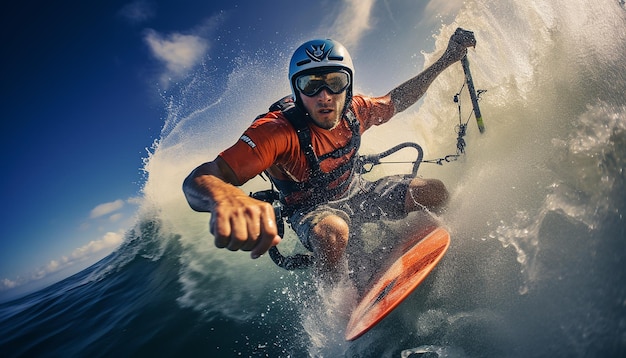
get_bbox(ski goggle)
[295,70,350,97]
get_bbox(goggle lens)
[296,71,350,97]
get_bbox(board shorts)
[287,174,412,251]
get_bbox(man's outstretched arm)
[389,28,476,113]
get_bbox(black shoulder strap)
[282,105,321,173]
[254,95,322,175]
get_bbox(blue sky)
[0,0,458,300]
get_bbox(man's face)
[295,70,350,130]
[300,88,346,130]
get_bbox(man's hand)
[444,27,477,63]
[210,194,282,259]
[183,159,282,259]
[388,27,478,113]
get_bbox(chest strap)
[274,103,361,208]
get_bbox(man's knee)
[303,214,349,278]
[427,178,449,206]
[310,214,349,249]
[407,178,449,211]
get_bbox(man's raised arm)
[389,28,476,113]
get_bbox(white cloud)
[118,0,155,24]
[46,259,61,273]
[144,29,209,83]
[1,278,17,290]
[424,0,463,21]
[109,213,124,222]
[127,196,144,206]
[71,232,124,260]
[1,231,125,292]
[90,199,125,219]
[332,0,376,49]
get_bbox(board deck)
[345,226,450,341]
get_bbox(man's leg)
[308,214,350,275]
[405,178,449,213]
[290,207,352,279]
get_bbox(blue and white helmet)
[288,39,354,104]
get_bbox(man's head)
[289,39,354,129]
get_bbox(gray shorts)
[287,174,412,251]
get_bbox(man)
[183,28,476,276]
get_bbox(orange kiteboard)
[345,226,450,341]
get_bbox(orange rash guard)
[219,94,395,199]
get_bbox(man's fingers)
[210,213,230,248]
[250,211,281,259]
[453,27,476,48]
[209,200,280,258]
[241,214,262,251]
[226,214,249,251]
[210,210,251,251]
[250,234,281,260]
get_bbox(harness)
[258,96,361,212]
[253,96,426,270]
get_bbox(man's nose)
[316,87,333,99]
